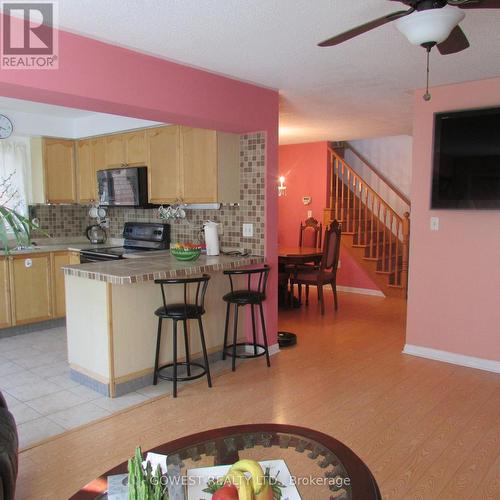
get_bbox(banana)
[227,459,265,496]
[225,469,253,500]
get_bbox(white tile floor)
[0,326,231,449]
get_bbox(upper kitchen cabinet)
[181,127,218,203]
[105,130,147,168]
[124,130,147,165]
[147,126,181,204]
[77,137,105,203]
[43,138,77,203]
[92,137,106,172]
[181,127,240,203]
[105,133,126,167]
[76,139,95,203]
[147,125,240,204]
[215,131,241,204]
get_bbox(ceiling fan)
[318,0,500,100]
[318,0,500,54]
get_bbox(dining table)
[278,246,323,309]
[278,246,323,266]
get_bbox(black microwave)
[97,167,152,207]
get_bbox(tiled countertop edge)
[63,256,266,285]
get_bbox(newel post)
[401,211,410,294]
[323,151,336,227]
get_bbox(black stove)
[79,222,170,263]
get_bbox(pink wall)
[0,18,279,342]
[336,249,380,291]
[278,142,329,246]
[278,142,381,292]
[406,77,500,361]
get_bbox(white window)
[0,138,30,217]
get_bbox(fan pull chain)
[423,45,432,101]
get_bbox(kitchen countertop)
[5,238,123,256]
[62,252,265,285]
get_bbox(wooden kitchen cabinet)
[147,126,181,203]
[77,137,105,202]
[0,258,11,328]
[51,251,71,318]
[9,253,52,325]
[43,138,77,203]
[76,139,95,203]
[147,125,240,204]
[181,127,218,203]
[69,251,81,265]
[124,130,147,165]
[105,133,126,168]
[92,137,106,172]
[105,131,147,169]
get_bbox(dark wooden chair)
[290,220,342,315]
[296,217,323,304]
[299,217,322,249]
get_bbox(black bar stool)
[222,265,271,371]
[153,274,212,398]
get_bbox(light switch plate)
[430,216,439,231]
[307,210,313,218]
[242,223,253,237]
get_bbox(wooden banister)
[336,141,411,208]
[325,147,410,291]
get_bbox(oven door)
[79,252,120,263]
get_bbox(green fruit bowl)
[170,248,202,261]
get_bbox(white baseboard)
[269,343,280,355]
[336,285,385,297]
[403,344,500,374]
[244,343,280,355]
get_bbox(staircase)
[324,143,410,298]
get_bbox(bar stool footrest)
[224,342,267,359]
[156,362,207,382]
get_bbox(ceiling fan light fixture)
[395,5,465,46]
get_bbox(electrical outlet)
[430,216,439,231]
[242,223,253,237]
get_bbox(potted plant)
[0,171,45,253]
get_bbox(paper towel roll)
[204,221,220,256]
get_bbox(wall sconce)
[278,176,287,197]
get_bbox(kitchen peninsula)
[63,252,265,397]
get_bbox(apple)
[212,484,239,500]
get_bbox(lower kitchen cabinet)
[9,253,52,325]
[51,251,71,318]
[0,258,11,328]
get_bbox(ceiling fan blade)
[437,25,470,54]
[318,8,414,47]
[450,0,500,8]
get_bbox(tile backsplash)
[30,132,266,255]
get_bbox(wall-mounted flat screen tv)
[432,106,500,209]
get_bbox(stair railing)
[325,147,410,290]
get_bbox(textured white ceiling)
[0,96,93,118]
[52,0,500,143]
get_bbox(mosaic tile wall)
[30,132,266,255]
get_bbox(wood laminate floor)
[16,292,500,499]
